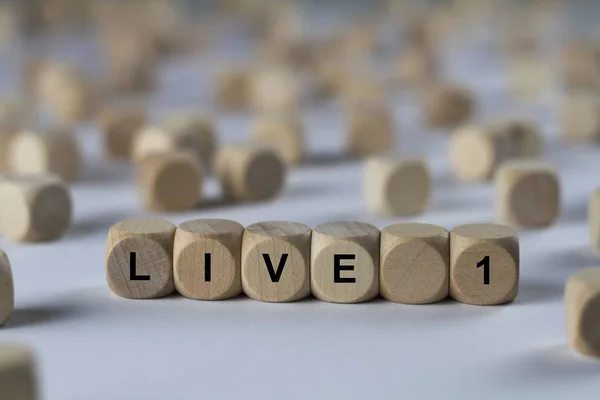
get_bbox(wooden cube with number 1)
[450,223,519,305]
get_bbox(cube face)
[562,93,600,142]
[311,222,380,304]
[216,71,249,110]
[380,223,448,304]
[424,85,473,129]
[174,219,243,301]
[450,224,519,305]
[100,108,147,159]
[0,343,37,400]
[105,220,175,299]
[496,162,560,228]
[0,250,14,326]
[565,269,600,358]
[252,115,304,165]
[242,222,311,303]
[0,175,72,243]
[137,152,203,212]
[347,105,394,157]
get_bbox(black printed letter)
[334,254,356,283]
[262,254,289,282]
[129,252,150,281]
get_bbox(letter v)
[262,254,289,282]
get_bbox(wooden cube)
[106,219,176,299]
[346,102,395,157]
[561,92,600,143]
[364,155,430,216]
[132,125,204,162]
[36,62,96,123]
[250,65,300,113]
[0,250,13,326]
[174,219,243,300]
[9,128,82,182]
[0,343,38,400]
[495,160,560,228]
[311,222,380,303]
[0,174,72,242]
[450,223,519,305]
[251,113,304,165]
[99,105,148,159]
[561,44,600,90]
[214,144,286,202]
[136,151,203,212]
[215,69,250,110]
[565,268,600,358]
[422,83,474,129]
[492,118,542,158]
[397,47,437,89]
[0,99,25,131]
[589,189,600,251]
[340,74,385,108]
[509,55,549,100]
[242,221,311,302]
[449,124,513,182]
[380,223,449,304]
[164,112,218,167]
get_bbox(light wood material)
[9,129,82,182]
[495,160,560,228]
[133,125,202,162]
[364,155,430,216]
[36,61,96,123]
[136,151,203,211]
[561,44,600,90]
[449,124,514,182]
[251,113,304,165]
[561,92,600,143]
[106,219,176,299]
[164,111,217,167]
[215,69,250,110]
[340,74,385,108]
[346,102,395,157]
[0,174,72,242]
[422,83,474,129]
[380,223,449,304]
[99,105,148,159]
[565,268,600,358]
[493,119,542,158]
[509,55,549,100]
[0,250,13,326]
[0,99,25,131]
[311,221,380,303]
[250,65,300,113]
[0,342,38,400]
[174,219,243,300]
[450,223,519,305]
[214,143,286,202]
[242,221,311,302]
[589,189,600,251]
[397,47,437,89]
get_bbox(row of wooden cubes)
[106,219,520,305]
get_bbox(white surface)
[2,7,600,400]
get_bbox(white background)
[2,2,600,399]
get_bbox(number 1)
[477,256,490,285]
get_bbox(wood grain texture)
[174,219,243,300]
[214,143,286,202]
[164,111,217,167]
[0,174,72,242]
[0,249,14,326]
[251,113,304,165]
[589,188,600,251]
[9,128,82,182]
[495,160,560,228]
[106,219,176,299]
[242,221,311,302]
[422,83,474,129]
[0,342,38,400]
[98,105,147,159]
[450,223,519,305]
[380,223,449,304]
[311,221,380,303]
[346,102,395,157]
[364,155,430,216]
[565,268,600,358]
[136,151,203,211]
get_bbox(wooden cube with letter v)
[450,223,519,305]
